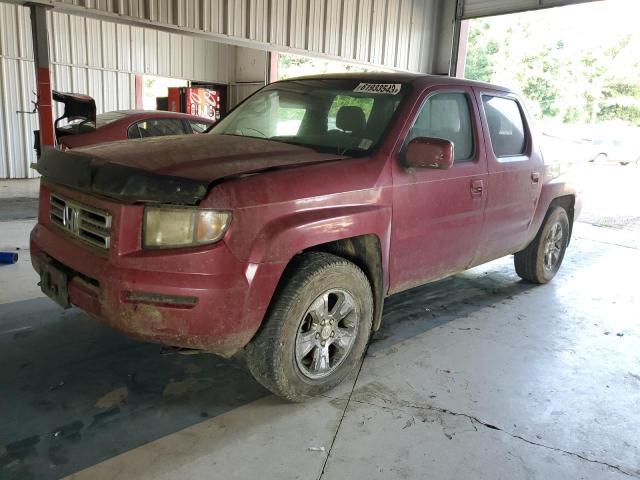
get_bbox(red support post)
[267,51,279,84]
[30,4,55,149]
[134,74,144,109]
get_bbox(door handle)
[531,171,540,183]
[471,179,484,197]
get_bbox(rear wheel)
[245,252,373,402]
[514,206,570,284]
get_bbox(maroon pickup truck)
[31,73,581,401]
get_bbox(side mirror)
[404,137,454,170]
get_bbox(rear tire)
[245,252,373,402]
[514,206,570,284]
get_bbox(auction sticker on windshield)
[353,83,401,95]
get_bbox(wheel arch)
[549,194,576,243]
[247,233,386,352]
[523,176,579,252]
[302,234,385,331]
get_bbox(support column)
[29,3,55,150]
[134,74,144,109]
[454,20,470,78]
[449,0,466,77]
[266,51,279,84]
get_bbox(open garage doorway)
[141,75,187,110]
[461,0,640,245]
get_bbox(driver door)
[389,87,488,293]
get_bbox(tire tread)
[245,252,372,401]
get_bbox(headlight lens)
[143,207,231,248]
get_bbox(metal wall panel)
[15,0,446,72]
[0,57,38,178]
[324,0,341,57]
[229,83,262,108]
[288,0,307,50]
[0,0,470,178]
[461,0,599,19]
[0,3,236,178]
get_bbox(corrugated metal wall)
[24,0,442,73]
[0,4,38,178]
[461,0,599,19]
[0,3,236,178]
[1,0,447,178]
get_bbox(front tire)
[514,206,570,284]
[245,252,373,402]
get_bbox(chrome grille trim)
[49,193,112,249]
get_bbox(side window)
[482,96,527,157]
[134,119,187,138]
[189,121,211,133]
[127,124,141,139]
[408,92,474,162]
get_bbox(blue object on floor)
[0,251,18,264]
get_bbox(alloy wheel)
[543,222,564,270]
[295,289,359,379]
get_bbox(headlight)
[143,207,231,248]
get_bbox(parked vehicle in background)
[47,91,215,151]
[588,132,640,166]
[31,74,581,402]
[539,131,591,174]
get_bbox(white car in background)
[589,134,640,166]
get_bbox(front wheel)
[245,252,373,402]
[514,206,570,284]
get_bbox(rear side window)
[127,119,187,139]
[482,96,526,157]
[408,92,474,162]
[189,121,211,133]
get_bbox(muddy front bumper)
[30,221,283,357]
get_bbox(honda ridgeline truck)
[31,73,581,401]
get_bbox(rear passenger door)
[390,87,488,293]
[473,91,544,264]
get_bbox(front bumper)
[30,185,284,356]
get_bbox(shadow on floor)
[0,257,535,480]
[0,197,39,221]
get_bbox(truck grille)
[50,193,112,249]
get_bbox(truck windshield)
[211,79,407,156]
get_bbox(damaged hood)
[36,134,347,204]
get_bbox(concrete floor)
[1,165,639,480]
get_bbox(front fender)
[248,204,392,266]
[230,204,392,346]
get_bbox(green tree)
[464,11,640,127]
[465,24,499,82]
